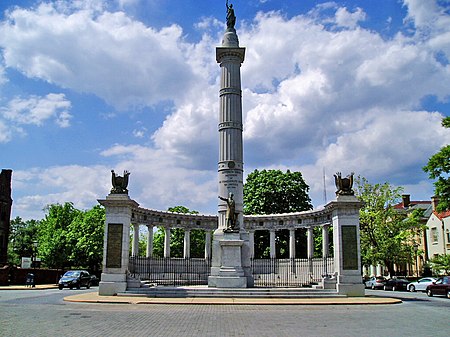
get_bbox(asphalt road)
[0,288,449,337]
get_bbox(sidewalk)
[63,291,402,305]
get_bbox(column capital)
[216,46,245,63]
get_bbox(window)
[446,231,450,244]
[431,227,439,243]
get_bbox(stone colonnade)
[98,194,364,296]
[130,223,214,260]
[129,222,331,260]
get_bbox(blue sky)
[0,0,449,220]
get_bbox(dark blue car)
[58,270,91,290]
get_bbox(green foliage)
[38,203,81,269]
[423,117,450,212]
[244,169,313,258]
[7,217,40,266]
[37,203,104,270]
[429,254,450,275]
[67,205,105,272]
[243,169,312,215]
[355,176,425,274]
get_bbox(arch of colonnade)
[129,205,333,260]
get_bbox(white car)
[365,276,386,289]
[407,277,437,292]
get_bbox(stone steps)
[120,286,344,298]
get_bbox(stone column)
[322,224,329,258]
[376,264,383,277]
[204,230,212,260]
[289,228,296,259]
[97,194,139,296]
[269,229,276,259]
[307,227,314,259]
[184,229,191,259]
[328,195,364,296]
[209,21,251,288]
[132,223,140,257]
[146,225,153,258]
[249,230,255,258]
[164,228,171,258]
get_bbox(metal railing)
[251,257,334,287]
[129,256,334,287]
[129,257,211,286]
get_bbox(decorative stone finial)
[334,172,355,196]
[110,170,130,194]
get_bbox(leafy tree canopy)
[243,169,312,215]
[429,254,450,275]
[37,202,104,270]
[7,217,40,266]
[243,169,313,258]
[423,116,450,212]
[355,176,425,275]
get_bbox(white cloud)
[335,7,366,29]
[5,1,450,220]
[12,165,110,220]
[0,93,72,142]
[0,3,196,110]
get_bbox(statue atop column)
[219,192,239,232]
[334,172,355,196]
[110,170,130,194]
[226,0,236,30]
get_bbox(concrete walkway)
[64,291,402,305]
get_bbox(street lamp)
[32,240,38,269]
[413,243,419,279]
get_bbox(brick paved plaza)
[1,289,449,337]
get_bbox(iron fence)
[129,257,211,286]
[251,257,334,287]
[129,256,334,287]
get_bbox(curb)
[64,292,402,305]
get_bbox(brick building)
[0,169,13,266]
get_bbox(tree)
[423,116,450,212]
[38,202,81,269]
[243,169,313,258]
[244,169,312,215]
[7,217,39,266]
[355,176,425,275]
[429,254,450,275]
[67,205,105,272]
[37,203,105,271]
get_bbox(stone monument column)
[327,172,364,296]
[97,194,139,295]
[208,5,253,287]
[98,170,138,296]
[328,194,365,296]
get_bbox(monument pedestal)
[208,232,247,288]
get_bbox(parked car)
[365,276,386,289]
[383,278,410,291]
[407,277,437,292]
[426,276,450,298]
[90,275,100,286]
[58,270,91,290]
